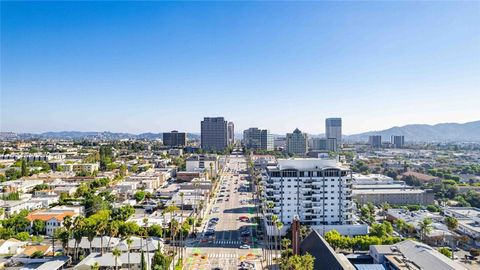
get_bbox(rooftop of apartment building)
[353,188,427,195]
[26,210,76,222]
[268,158,349,171]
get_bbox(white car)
[239,244,250,249]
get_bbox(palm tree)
[73,216,85,261]
[54,227,70,256]
[405,223,416,238]
[275,220,283,270]
[380,202,390,220]
[142,217,150,270]
[266,202,275,266]
[86,223,96,254]
[179,192,185,261]
[271,215,279,268]
[107,220,119,253]
[112,247,121,270]
[281,238,291,258]
[96,219,108,255]
[419,218,433,241]
[126,237,133,270]
[63,216,73,256]
[209,162,214,180]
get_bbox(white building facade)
[262,159,363,236]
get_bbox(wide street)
[184,153,263,270]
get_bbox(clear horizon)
[1,2,479,134]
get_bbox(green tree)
[419,218,433,241]
[32,219,46,235]
[126,237,133,270]
[134,191,146,202]
[438,247,452,259]
[21,159,28,177]
[90,262,100,270]
[15,232,30,241]
[444,216,458,231]
[112,247,121,270]
[152,246,171,270]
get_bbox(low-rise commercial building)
[186,154,219,178]
[370,240,467,270]
[444,207,480,239]
[353,187,434,205]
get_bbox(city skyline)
[2,1,479,134]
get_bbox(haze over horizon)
[1,2,479,134]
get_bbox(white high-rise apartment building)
[262,159,355,235]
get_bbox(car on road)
[239,244,250,249]
[210,217,219,222]
[241,230,250,236]
[205,230,215,236]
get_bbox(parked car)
[239,244,250,249]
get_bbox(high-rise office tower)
[227,122,235,145]
[201,117,228,151]
[369,135,382,148]
[391,135,405,148]
[243,128,274,150]
[325,118,342,149]
[163,130,187,147]
[286,128,308,155]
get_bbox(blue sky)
[1,1,479,134]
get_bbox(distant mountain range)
[345,120,480,142]
[0,131,200,141]
[1,120,479,142]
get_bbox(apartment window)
[308,171,313,177]
[299,171,304,177]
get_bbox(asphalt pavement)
[185,154,262,270]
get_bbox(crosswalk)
[208,253,239,258]
[214,240,242,245]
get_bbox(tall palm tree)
[266,202,275,266]
[107,220,120,253]
[112,247,121,270]
[179,192,185,261]
[86,223,96,254]
[380,202,390,220]
[275,220,283,270]
[54,227,70,257]
[419,218,433,241]
[126,237,133,270]
[142,217,150,270]
[73,216,85,261]
[63,216,73,256]
[271,215,279,268]
[96,219,108,255]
